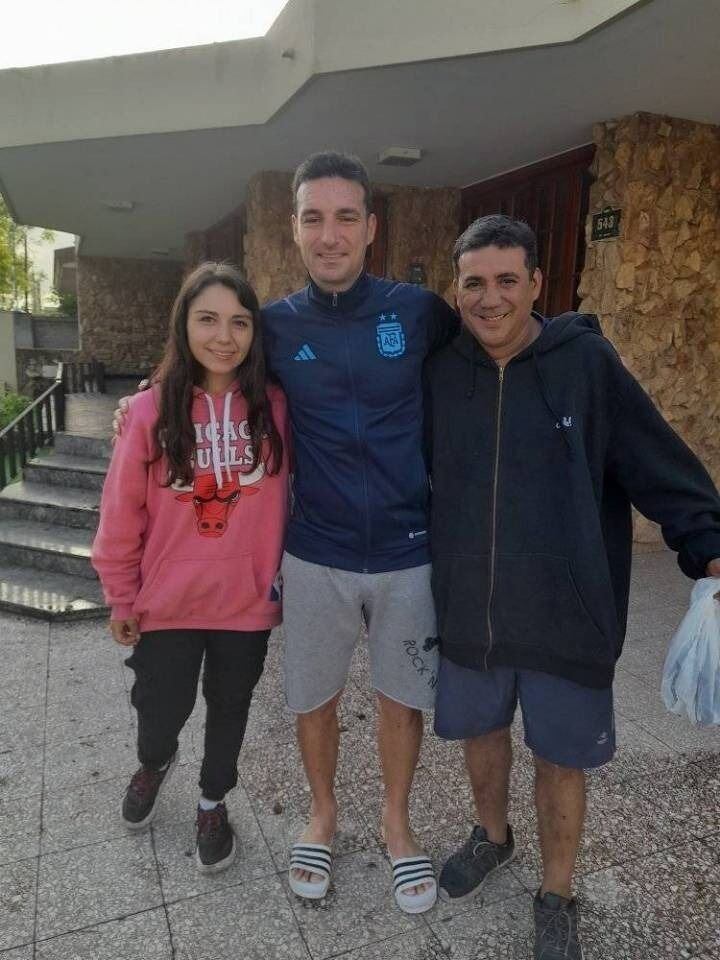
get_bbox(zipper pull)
[332,292,338,307]
[498,365,505,383]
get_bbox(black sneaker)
[534,891,584,959]
[196,802,237,874]
[439,824,515,902]
[121,754,177,830]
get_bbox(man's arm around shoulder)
[425,290,460,355]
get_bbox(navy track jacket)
[263,272,458,573]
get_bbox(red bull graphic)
[175,464,263,538]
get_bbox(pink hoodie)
[92,383,290,633]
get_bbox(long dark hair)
[152,262,282,486]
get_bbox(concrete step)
[0,563,107,621]
[0,519,97,580]
[0,480,100,530]
[55,432,113,460]
[24,452,109,492]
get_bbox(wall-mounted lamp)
[408,261,426,286]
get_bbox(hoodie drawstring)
[204,393,234,488]
[222,392,232,483]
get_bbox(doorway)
[461,146,595,317]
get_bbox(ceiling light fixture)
[102,200,136,212]
[377,147,423,167]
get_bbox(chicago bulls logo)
[175,464,264,538]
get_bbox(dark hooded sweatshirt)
[426,312,720,689]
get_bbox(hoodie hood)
[534,311,603,354]
[452,311,603,366]
[450,311,604,455]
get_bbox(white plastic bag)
[661,577,720,726]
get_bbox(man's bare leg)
[377,691,430,896]
[464,727,513,843]
[534,756,585,899]
[292,691,342,884]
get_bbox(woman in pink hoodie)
[92,262,289,874]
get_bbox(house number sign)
[591,207,622,241]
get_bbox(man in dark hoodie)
[425,214,720,959]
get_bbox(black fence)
[0,360,106,491]
[62,360,105,394]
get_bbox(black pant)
[125,628,269,801]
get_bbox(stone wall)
[243,172,307,303]
[77,256,183,375]
[384,185,460,300]
[578,112,720,542]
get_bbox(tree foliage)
[0,197,14,305]
[0,197,49,311]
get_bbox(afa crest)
[376,315,406,358]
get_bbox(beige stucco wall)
[0,0,642,149]
[77,256,183,375]
[578,112,720,541]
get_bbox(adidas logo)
[294,344,317,361]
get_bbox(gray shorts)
[281,552,439,713]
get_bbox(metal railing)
[62,359,105,393]
[0,360,106,491]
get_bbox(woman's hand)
[110,619,140,646]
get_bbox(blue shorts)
[434,657,615,769]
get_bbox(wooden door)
[461,146,594,316]
[365,195,388,277]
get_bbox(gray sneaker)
[438,824,515,902]
[533,891,584,959]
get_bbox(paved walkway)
[1,552,719,960]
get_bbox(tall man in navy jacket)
[263,153,457,910]
[425,214,720,958]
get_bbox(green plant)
[0,391,31,429]
[55,288,78,315]
[0,199,49,310]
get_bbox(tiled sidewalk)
[1,552,719,959]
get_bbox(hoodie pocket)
[493,554,609,662]
[133,555,259,623]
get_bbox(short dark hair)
[453,214,538,275]
[292,151,373,214]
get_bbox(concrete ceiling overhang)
[0,0,718,260]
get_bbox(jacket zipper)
[485,363,504,669]
[337,293,372,572]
